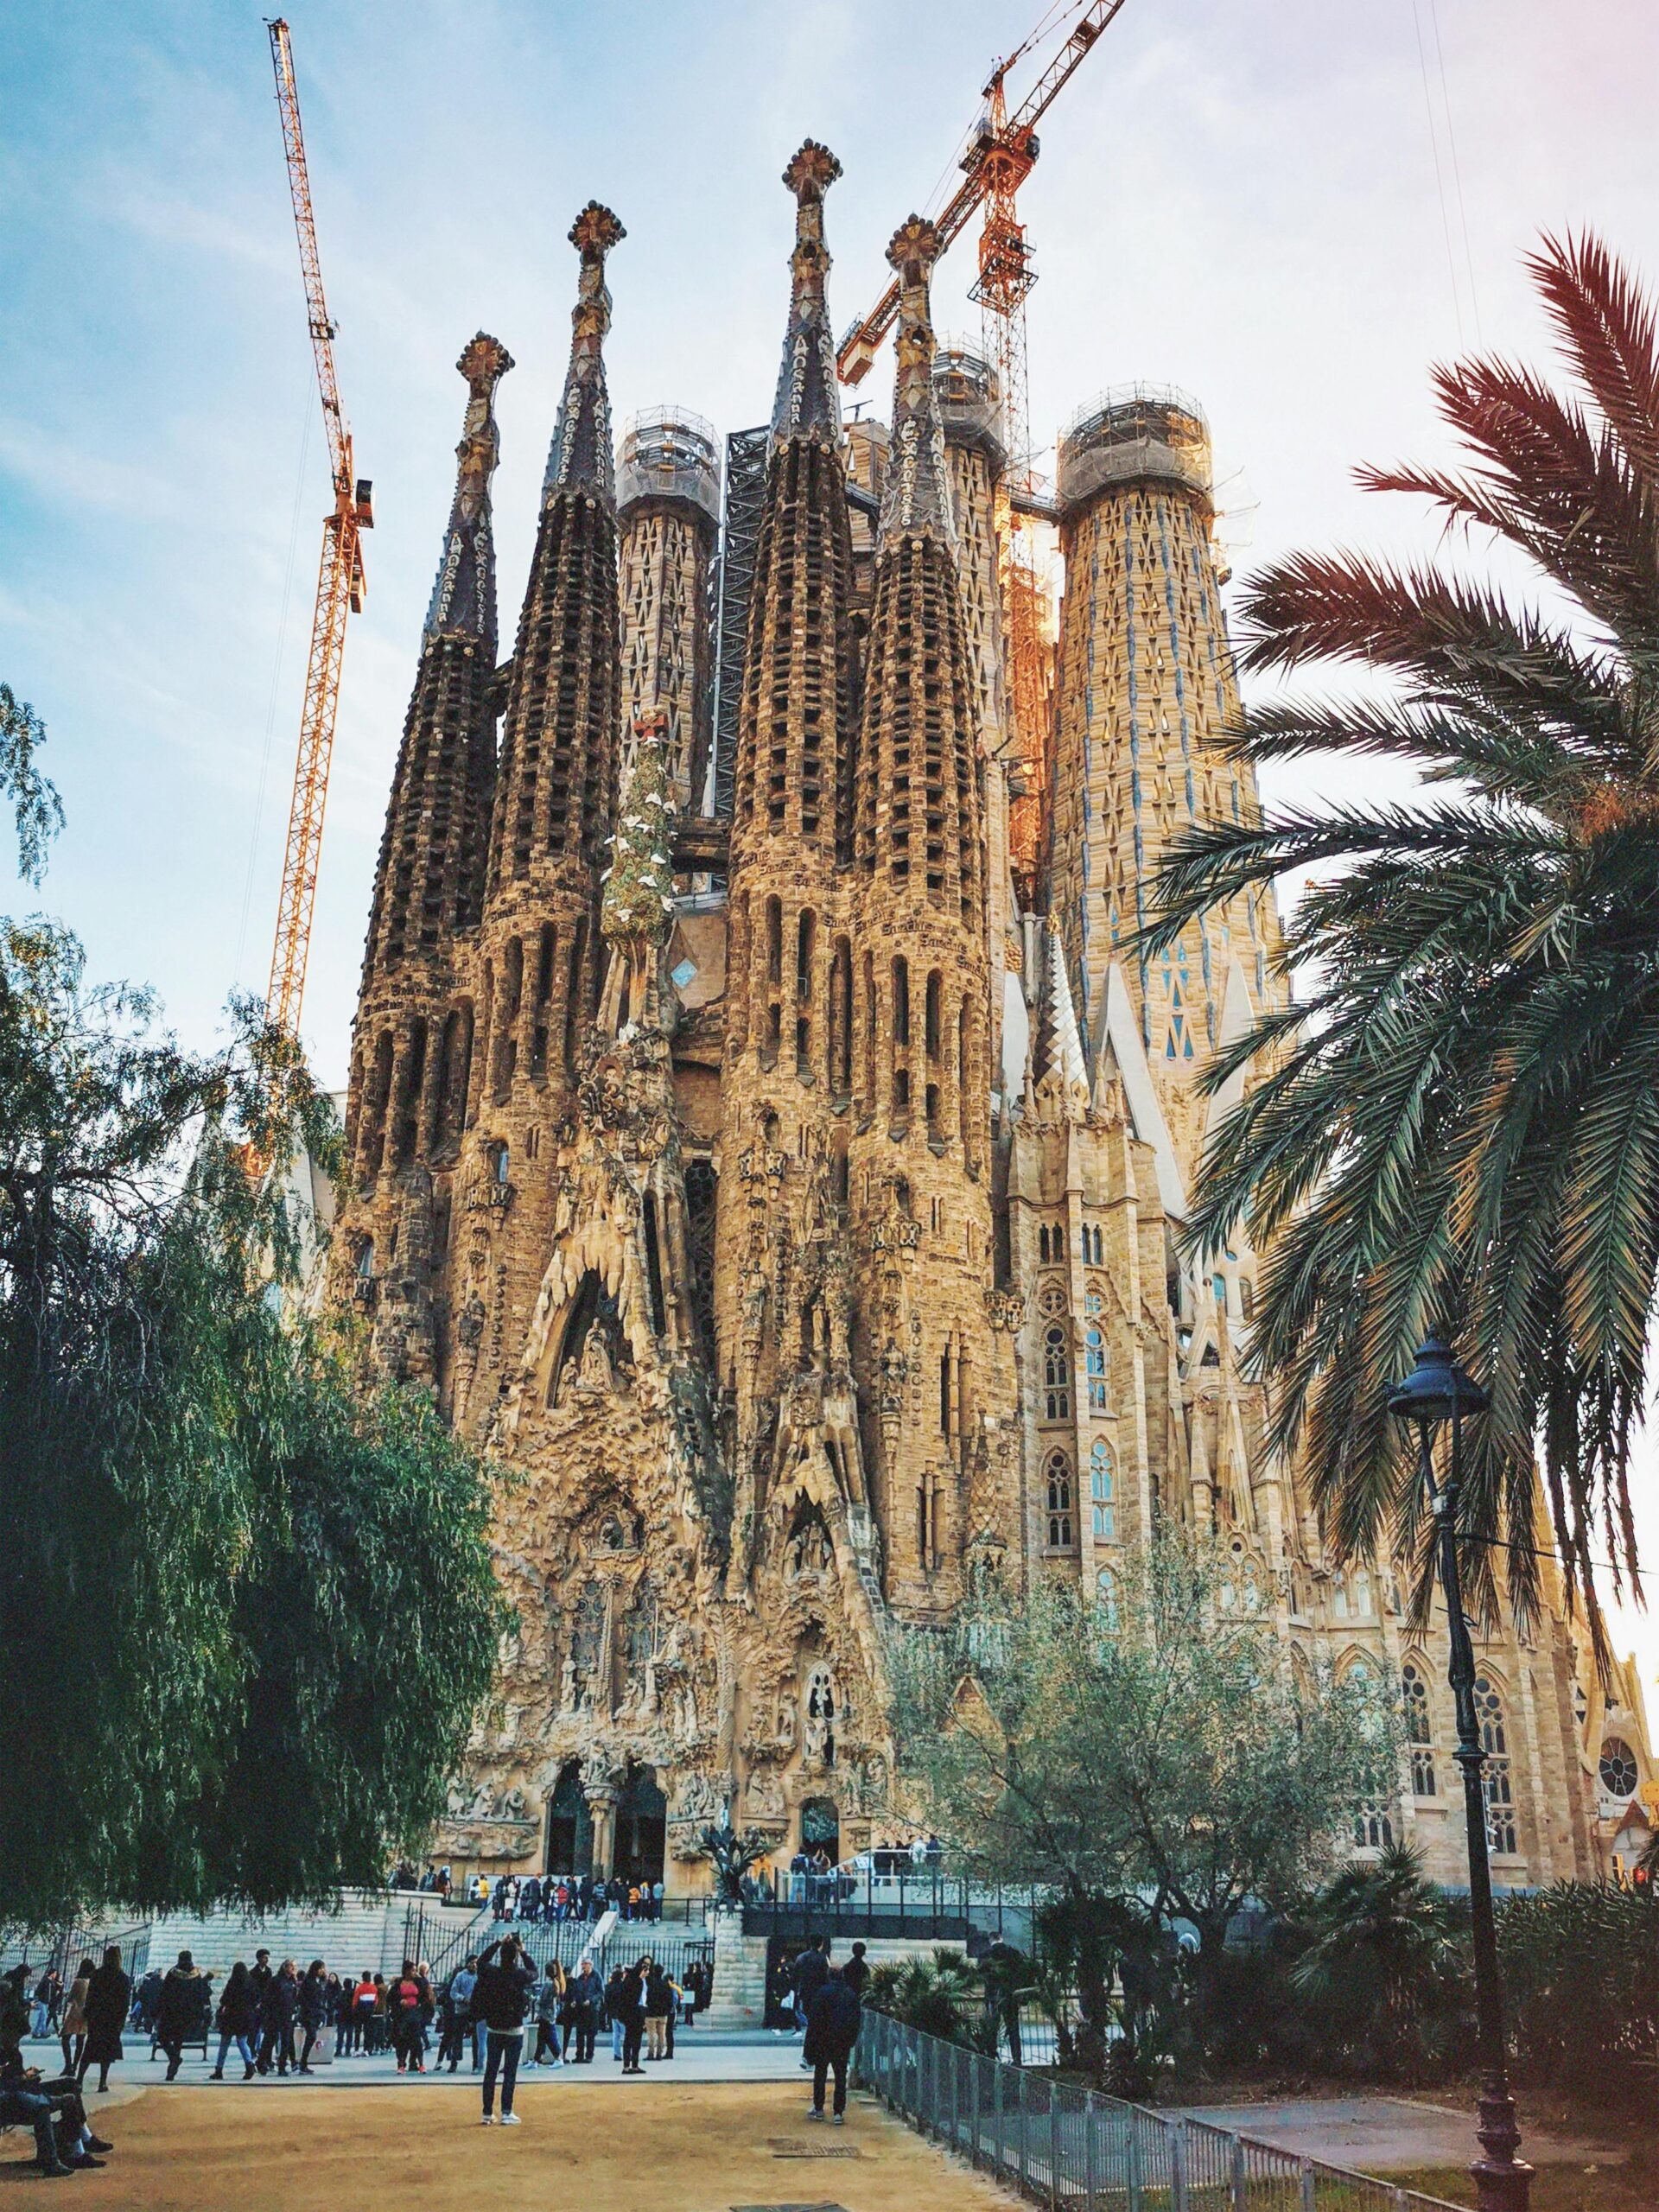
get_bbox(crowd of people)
[2,1956,124,2176]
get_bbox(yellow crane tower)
[264,16,372,1041]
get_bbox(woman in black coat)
[79,1947,130,2095]
[297,1961,329,2073]
[211,1961,259,2081]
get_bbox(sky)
[4,0,1659,1695]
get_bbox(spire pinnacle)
[877,215,956,550]
[544,201,626,505]
[771,140,842,448]
[424,332,512,648]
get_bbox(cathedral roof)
[1029,915,1089,1113]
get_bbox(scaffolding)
[616,404,722,525]
[932,336,1007,468]
[710,423,769,823]
[1057,383,1213,512]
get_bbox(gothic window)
[1039,1224,1050,1262]
[684,1159,717,1368]
[925,969,943,1058]
[1403,1662,1436,1796]
[1095,1565,1117,1626]
[1239,1275,1255,1322]
[571,1583,606,1705]
[1347,1654,1396,1852]
[1085,1327,1108,1411]
[1080,1224,1103,1265]
[641,1191,667,1337]
[1475,1676,1519,1855]
[623,1579,658,1678]
[893,956,910,1046]
[1090,1440,1116,1541]
[1599,1738,1638,1799]
[1045,1452,1075,1550]
[1043,1325,1071,1421]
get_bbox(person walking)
[248,1952,275,2071]
[642,1959,671,2062]
[79,1948,129,2096]
[297,1961,329,2073]
[803,1964,860,2126]
[474,1936,536,2126]
[842,1940,870,2004]
[58,1959,93,2078]
[566,1957,601,2063]
[616,1960,647,2075]
[156,1952,208,2082]
[210,1962,258,2082]
[531,1962,564,2064]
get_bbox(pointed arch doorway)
[544,1760,594,1879]
[615,1762,667,1888]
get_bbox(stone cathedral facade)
[331,151,1651,1894]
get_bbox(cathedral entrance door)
[544,1760,593,1879]
[800,1795,840,1866]
[615,1761,667,1889]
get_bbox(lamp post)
[1388,1338,1532,2212]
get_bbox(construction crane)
[264,16,372,1041]
[836,0,1130,900]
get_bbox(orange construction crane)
[264,16,372,1040]
[837,0,1129,903]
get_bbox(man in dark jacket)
[791,1937,830,2063]
[566,1958,602,2063]
[474,1936,536,2123]
[803,1967,861,2123]
[155,1952,208,2082]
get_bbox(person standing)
[248,1952,274,2071]
[79,1948,130,2095]
[29,1971,54,2044]
[566,1957,601,2063]
[791,1937,830,2065]
[604,1966,628,2062]
[297,1961,329,2073]
[474,1936,536,2126]
[388,1960,427,2074]
[804,1965,860,2126]
[261,1961,298,2078]
[58,1959,93,2078]
[210,1962,258,2082]
[642,1959,671,2062]
[617,1960,647,2075]
[442,1955,478,2073]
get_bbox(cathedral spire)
[544,201,625,504]
[425,332,512,652]
[877,217,956,552]
[771,140,842,448]
[1030,915,1089,1116]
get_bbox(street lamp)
[1388,1337,1532,2212]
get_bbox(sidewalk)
[1172,2092,1628,2172]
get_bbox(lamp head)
[1386,1336,1491,1434]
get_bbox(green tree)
[1143,235,1659,1632]
[0,915,504,1925]
[0,682,63,887]
[1289,1839,1471,2079]
[890,1529,1389,2056]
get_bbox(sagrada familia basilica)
[330,146,1654,1894]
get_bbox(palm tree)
[1146,234,1659,1638]
[1291,1840,1469,2078]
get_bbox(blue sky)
[5,0,1659,1683]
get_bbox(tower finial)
[424,330,513,648]
[877,214,956,550]
[544,201,626,504]
[771,140,842,447]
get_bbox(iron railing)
[747,1869,1041,1947]
[856,2012,1469,2212]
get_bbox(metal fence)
[855,2012,1468,2212]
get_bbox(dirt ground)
[0,2078,1026,2210]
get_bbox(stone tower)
[340,332,511,1382]
[615,409,721,811]
[1049,387,1284,1185]
[846,219,1007,1619]
[457,203,626,1428]
[715,142,869,1595]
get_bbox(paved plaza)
[0,2076,1028,2211]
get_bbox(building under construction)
[328,147,1651,1895]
